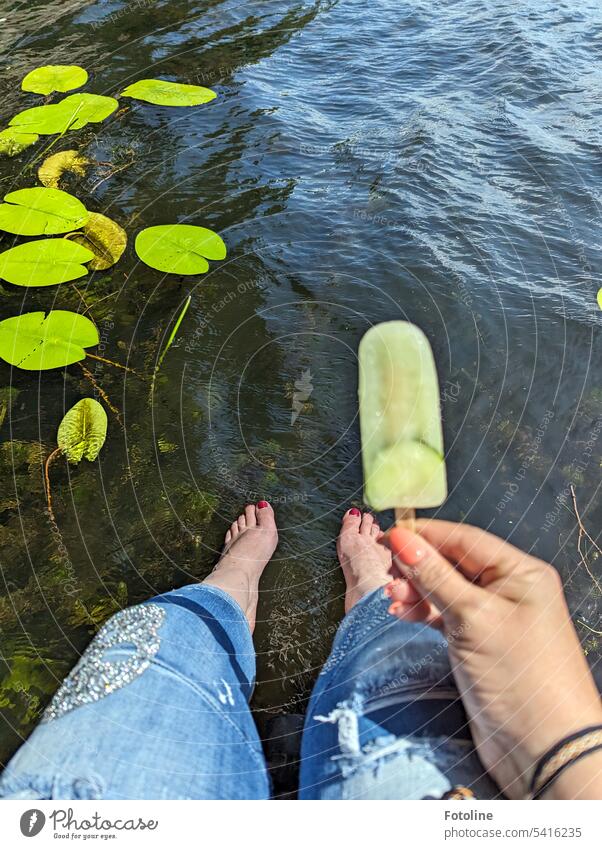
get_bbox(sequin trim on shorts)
[42,604,165,723]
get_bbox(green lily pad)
[21,65,88,96]
[0,310,99,370]
[121,79,216,106]
[68,212,127,270]
[57,93,119,130]
[9,104,73,135]
[10,93,118,136]
[38,150,90,189]
[0,188,88,236]
[0,239,94,286]
[0,128,39,157]
[135,224,226,274]
[58,398,107,463]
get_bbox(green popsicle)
[358,321,447,516]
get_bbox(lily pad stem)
[78,363,122,424]
[44,447,62,523]
[570,485,602,595]
[86,352,143,378]
[28,112,80,170]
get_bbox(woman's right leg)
[0,503,277,800]
[299,510,500,800]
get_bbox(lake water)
[0,0,600,768]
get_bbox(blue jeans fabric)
[299,589,499,799]
[0,586,269,800]
[0,584,499,800]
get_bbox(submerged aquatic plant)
[157,295,192,372]
[67,212,127,270]
[57,397,108,464]
[0,387,19,430]
[0,128,39,157]
[45,398,108,521]
[38,150,90,189]
[150,295,192,397]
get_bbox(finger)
[379,533,415,583]
[385,578,443,623]
[383,526,482,618]
[412,519,526,580]
[384,578,422,605]
[388,597,444,630]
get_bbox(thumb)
[382,526,481,621]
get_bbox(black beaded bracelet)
[529,725,602,799]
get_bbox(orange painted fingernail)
[388,527,426,566]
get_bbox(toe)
[341,507,362,532]
[245,504,257,527]
[237,514,246,532]
[360,512,374,535]
[230,521,239,538]
[371,521,381,537]
[255,500,276,528]
[224,529,232,545]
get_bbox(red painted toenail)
[257,500,269,509]
[349,507,361,516]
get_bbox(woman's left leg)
[0,503,278,800]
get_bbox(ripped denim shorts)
[0,584,499,799]
[299,589,500,799]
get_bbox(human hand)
[380,520,602,799]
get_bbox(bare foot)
[202,501,278,631]
[337,508,394,611]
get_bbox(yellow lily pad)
[68,212,127,270]
[38,150,90,189]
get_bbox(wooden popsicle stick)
[394,507,416,532]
